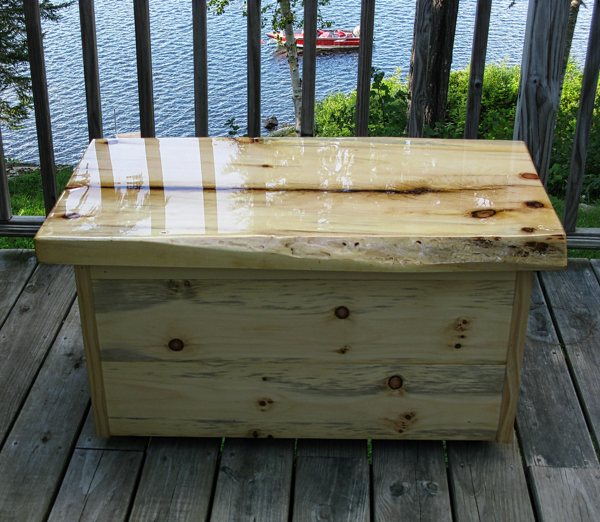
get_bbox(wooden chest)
[35,137,566,441]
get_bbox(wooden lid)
[34,137,566,271]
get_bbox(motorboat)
[266,26,360,50]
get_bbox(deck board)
[0,250,599,521]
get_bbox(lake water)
[3,0,594,164]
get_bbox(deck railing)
[0,0,599,248]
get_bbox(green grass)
[0,166,73,249]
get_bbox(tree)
[208,0,330,134]
[407,0,459,136]
[0,0,69,128]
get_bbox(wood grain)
[47,449,144,522]
[293,440,369,522]
[102,359,504,439]
[75,266,110,437]
[23,0,57,214]
[76,409,147,451]
[210,439,293,521]
[130,438,220,522]
[516,277,597,468]
[464,0,492,139]
[79,0,102,141]
[34,137,566,271]
[93,275,515,365]
[192,0,209,137]
[133,0,155,137]
[247,0,261,137]
[0,263,75,443]
[0,306,89,522]
[0,128,11,221]
[563,0,600,232]
[355,0,376,136]
[372,441,451,522]
[0,250,36,326]
[529,466,600,522]
[448,435,535,521]
[514,0,570,183]
[540,259,600,444]
[496,271,532,441]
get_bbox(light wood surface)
[102,359,504,439]
[35,137,566,271]
[496,271,532,441]
[93,272,515,365]
[74,266,109,437]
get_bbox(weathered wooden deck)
[0,249,599,521]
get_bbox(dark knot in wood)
[388,375,404,390]
[168,338,185,351]
[334,306,350,319]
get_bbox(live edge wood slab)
[35,137,566,441]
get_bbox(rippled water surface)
[3,0,594,163]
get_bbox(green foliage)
[316,68,408,137]
[315,62,600,202]
[0,0,70,128]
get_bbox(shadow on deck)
[0,250,599,521]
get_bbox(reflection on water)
[41,137,557,239]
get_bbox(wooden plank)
[79,0,103,141]
[210,438,293,521]
[447,436,535,521]
[513,0,570,184]
[372,441,451,521]
[293,440,369,522]
[529,466,600,522]
[408,0,431,137]
[35,138,567,272]
[192,0,209,137]
[0,127,11,221]
[355,0,376,136]
[517,277,597,467]
[130,438,220,521]
[104,359,505,439]
[0,250,36,327]
[563,0,600,233]
[300,0,317,137]
[23,0,57,214]
[75,266,110,437]
[76,409,147,451]
[0,306,89,521]
[496,271,532,441]
[133,0,155,137]
[0,215,44,237]
[48,449,144,522]
[93,276,516,365]
[540,259,600,443]
[0,263,75,444]
[464,0,492,139]
[247,0,261,137]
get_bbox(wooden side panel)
[103,360,504,439]
[93,275,516,365]
[496,271,533,441]
[74,266,109,437]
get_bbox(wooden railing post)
[408,0,431,137]
[23,0,57,215]
[247,0,261,138]
[192,0,209,137]
[513,0,570,184]
[79,0,103,141]
[464,0,492,139]
[0,127,11,222]
[133,0,155,137]
[356,0,376,137]
[563,0,600,233]
[300,0,317,137]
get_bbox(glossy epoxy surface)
[35,137,566,270]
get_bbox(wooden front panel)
[93,273,515,365]
[89,269,516,439]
